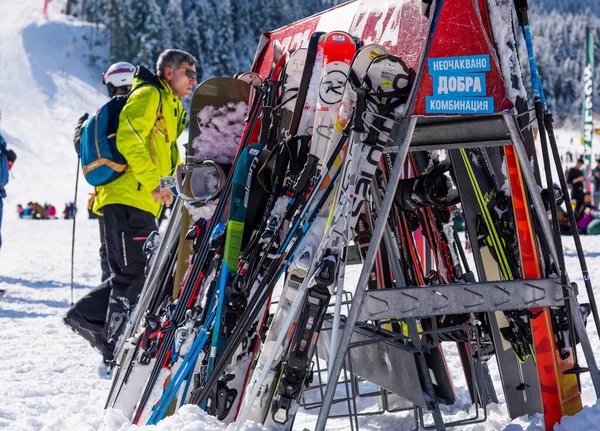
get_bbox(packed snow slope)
[2,0,600,430]
[0,0,108,220]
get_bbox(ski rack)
[303,303,493,430]
[317,7,600,431]
[248,0,600,429]
[317,112,600,431]
[315,102,600,431]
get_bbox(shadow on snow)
[0,308,51,319]
[0,275,92,290]
[0,295,70,311]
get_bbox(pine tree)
[231,0,255,72]
[104,0,134,63]
[74,0,599,119]
[81,0,105,22]
[156,0,169,13]
[184,8,204,79]
[247,0,271,41]
[197,0,215,78]
[135,0,169,69]
[211,0,238,75]
[167,0,186,49]
[65,0,79,16]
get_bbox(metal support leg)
[371,182,445,430]
[315,118,421,430]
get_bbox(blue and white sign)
[432,74,486,97]
[427,54,493,114]
[426,97,493,114]
[428,55,490,74]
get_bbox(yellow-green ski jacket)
[93,77,186,218]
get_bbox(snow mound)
[555,400,600,431]
[102,405,265,431]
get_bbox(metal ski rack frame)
[247,0,600,429]
[318,115,600,430]
[305,317,421,431]
[307,316,491,430]
[317,4,600,431]
[315,111,600,430]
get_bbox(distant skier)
[0,109,17,251]
[591,159,600,206]
[64,50,196,364]
[567,158,586,214]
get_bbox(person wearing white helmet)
[102,62,136,98]
[71,61,137,281]
[63,62,137,361]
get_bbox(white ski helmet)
[102,62,135,96]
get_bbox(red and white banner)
[252,0,513,116]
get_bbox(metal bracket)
[360,278,565,320]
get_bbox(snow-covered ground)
[3,219,600,431]
[2,0,600,430]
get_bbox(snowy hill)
[0,0,108,221]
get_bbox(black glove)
[6,149,16,164]
[73,113,89,156]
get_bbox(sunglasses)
[173,68,197,79]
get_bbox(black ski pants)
[98,216,111,282]
[65,204,155,361]
[572,189,585,215]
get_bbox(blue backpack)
[80,82,161,186]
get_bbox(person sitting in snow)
[577,206,600,235]
[64,49,195,364]
[29,201,48,220]
[63,203,71,219]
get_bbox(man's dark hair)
[156,49,198,79]
[577,158,585,164]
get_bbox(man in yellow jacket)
[65,49,197,363]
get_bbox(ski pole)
[131,83,267,423]
[515,0,600,331]
[70,156,80,305]
[148,309,216,424]
[190,135,348,407]
[515,0,596,369]
[544,114,600,341]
